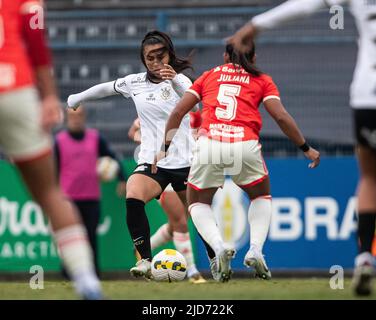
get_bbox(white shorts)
[0,87,52,162]
[188,137,268,190]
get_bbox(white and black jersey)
[327,0,376,109]
[114,73,195,169]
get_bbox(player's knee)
[169,213,187,228]
[126,189,146,202]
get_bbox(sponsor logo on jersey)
[160,87,171,100]
[131,76,145,84]
[117,80,127,88]
[146,93,156,101]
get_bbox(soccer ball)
[96,156,119,182]
[151,249,187,282]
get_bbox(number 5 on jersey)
[215,84,241,121]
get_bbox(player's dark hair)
[141,30,193,81]
[225,42,262,77]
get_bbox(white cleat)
[352,252,374,296]
[130,259,152,279]
[217,246,236,283]
[244,247,272,280]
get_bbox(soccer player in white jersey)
[127,115,208,284]
[67,31,213,281]
[228,0,376,296]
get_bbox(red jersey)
[188,63,280,142]
[0,0,46,93]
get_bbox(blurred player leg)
[0,88,102,300]
[150,222,173,250]
[150,188,176,250]
[174,190,206,283]
[352,145,376,296]
[17,155,102,300]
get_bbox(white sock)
[189,202,224,255]
[54,225,101,296]
[248,196,272,252]
[173,231,198,277]
[151,223,172,250]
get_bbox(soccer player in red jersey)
[154,43,320,282]
[0,1,102,299]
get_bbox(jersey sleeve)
[262,75,281,103]
[172,73,193,95]
[187,70,211,100]
[113,76,132,98]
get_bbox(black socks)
[126,198,152,261]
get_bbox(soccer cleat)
[244,247,272,280]
[352,252,374,296]
[130,259,152,279]
[188,272,207,284]
[217,246,236,283]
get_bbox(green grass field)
[0,278,374,300]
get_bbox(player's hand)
[152,151,167,174]
[116,181,127,197]
[304,147,320,169]
[41,95,64,132]
[226,23,258,53]
[67,94,81,110]
[159,64,177,81]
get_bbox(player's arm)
[21,1,62,131]
[264,98,320,168]
[164,92,200,147]
[128,118,141,144]
[67,81,119,110]
[227,0,348,52]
